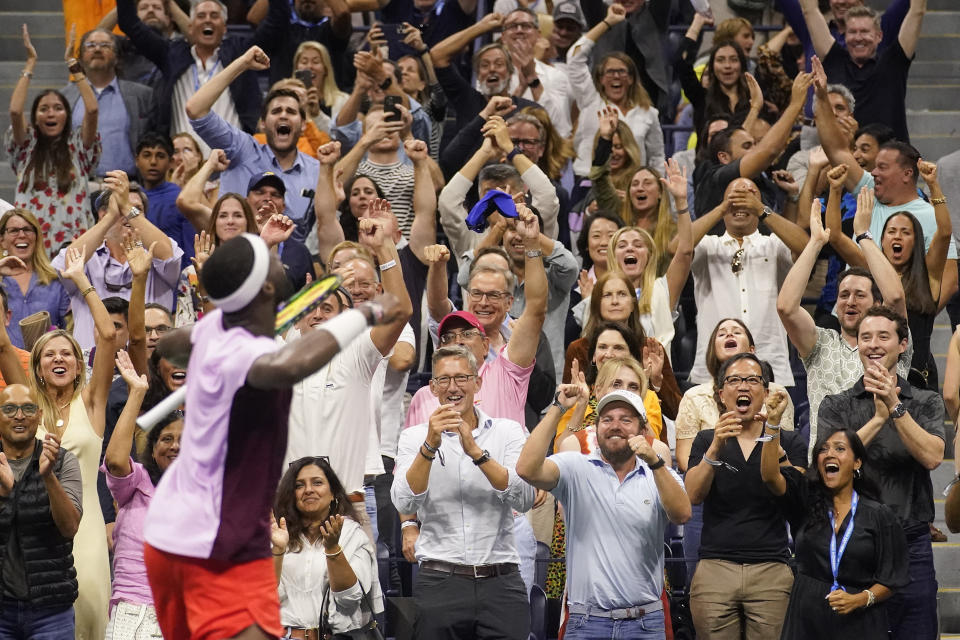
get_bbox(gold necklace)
[55,398,71,430]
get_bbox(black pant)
[414,568,530,639]
[374,456,400,593]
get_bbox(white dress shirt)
[507,60,573,139]
[391,407,536,565]
[690,231,795,386]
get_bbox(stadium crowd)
[1,0,959,637]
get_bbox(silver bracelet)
[702,455,723,467]
[400,520,420,530]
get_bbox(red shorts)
[144,543,284,640]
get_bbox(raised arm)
[799,0,836,58]
[246,297,401,389]
[853,187,907,318]
[9,26,38,147]
[777,202,829,359]
[404,139,438,263]
[60,247,116,437]
[105,171,174,260]
[662,159,693,310]
[66,28,99,148]
[423,245,454,322]
[517,383,586,490]
[124,236,153,377]
[116,0,171,66]
[185,46,270,120]
[314,142,346,265]
[763,205,810,258]
[176,151,224,232]
[812,57,863,191]
[899,0,927,59]
[506,205,547,368]
[823,164,864,266]
[105,350,148,478]
[430,13,503,68]
[917,160,951,305]
[759,390,789,495]
[738,72,813,179]
[944,328,960,424]
[357,215,413,356]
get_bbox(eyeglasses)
[432,374,477,387]
[83,41,114,50]
[603,68,630,77]
[722,375,764,387]
[511,138,542,149]
[289,455,330,468]
[0,403,38,417]
[3,226,35,237]
[731,248,744,275]
[439,328,482,345]
[504,21,537,31]
[467,289,509,302]
[146,324,172,336]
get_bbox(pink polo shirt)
[102,460,154,608]
[404,345,534,428]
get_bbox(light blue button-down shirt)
[392,407,535,565]
[550,451,684,609]
[72,77,135,177]
[190,110,319,223]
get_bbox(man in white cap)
[141,233,399,640]
[518,385,691,639]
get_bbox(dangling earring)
[854,468,862,479]
[39,376,46,387]
[73,375,80,390]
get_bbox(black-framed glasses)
[511,138,543,149]
[3,226,35,237]
[722,375,764,387]
[289,455,330,468]
[432,374,477,388]
[146,324,172,336]
[731,248,745,275]
[0,403,38,417]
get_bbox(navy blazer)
[116,0,291,135]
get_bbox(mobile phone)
[384,95,401,122]
[294,68,314,88]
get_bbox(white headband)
[208,233,270,313]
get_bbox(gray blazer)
[60,77,156,156]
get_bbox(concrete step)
[4,12,69,37]
[920,11,960,36]
[934,543,960,587]
[917,35,960,61]
[928,0,956,12]
[906,84,960,111]
[0,33,65,61]
[906,111,960,137]
[909,135,960,164]
[912,60,960,82]
[0,61,72,85]
[3,0,64,11]
[942,587,960,633]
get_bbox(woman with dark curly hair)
[761,426,909,638]
[271,456,384,638]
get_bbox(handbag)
[319,581,385,640]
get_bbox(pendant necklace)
[55,399,71,430]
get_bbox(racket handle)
[137,386,187,432]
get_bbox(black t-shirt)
[822,40,912,142]
[688,429,808,564]
[693,158,780,233]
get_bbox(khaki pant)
[690,558,793,640]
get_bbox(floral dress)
[4,126,100,252]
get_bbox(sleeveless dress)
[39,397,110,640]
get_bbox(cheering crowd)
[0,0,957,637]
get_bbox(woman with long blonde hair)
[0,208,70,348]
[292,41,349,133]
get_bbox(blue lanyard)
[828,490,859,592]
[192,58,221,93]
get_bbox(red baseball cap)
[438,311,486,337]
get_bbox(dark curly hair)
[140,412,182,486]
[585,321,645,386]
[805,427,879,528]
[274,456,355,554]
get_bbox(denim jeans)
[0,600,74,640]
[886,530,938,640]
[565,610,666,640]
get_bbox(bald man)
[0,384,83,638]
[686,178,810,386]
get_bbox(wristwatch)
[472,450,492,466]
[379,75,393,90]
[551,390,564,409]
[506,147,523,162]
[125,206,142,221]
[527,77,542,89]
[647,455,666,471]
[526,249,543,259]
[759,206,773,222]
[855,230,874,245]
[890,402,907,419]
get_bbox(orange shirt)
[0,346,32,390]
